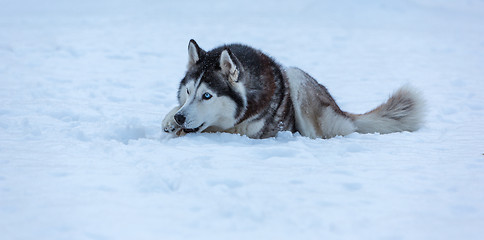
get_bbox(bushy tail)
[350,85,425,134]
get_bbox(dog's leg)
[285,67,356,139]
[162,106,183,135]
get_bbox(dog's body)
[162,40,424,139]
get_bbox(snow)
[1,0,484,239]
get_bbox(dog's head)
[173,40,247,133]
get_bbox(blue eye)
[202,92,212,100]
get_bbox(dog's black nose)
[174,113,186,125]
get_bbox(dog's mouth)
[183,123,204,133]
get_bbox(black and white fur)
[162,40,424,139]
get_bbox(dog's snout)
[174,113,186,125]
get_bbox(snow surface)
[1,0,484,239]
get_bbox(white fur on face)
[176,82,238,131]
[179,81,194,106]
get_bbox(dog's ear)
[219,48,239,83]
[187,39,205,68]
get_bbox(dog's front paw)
[162,106,184,136]
[162,120,176,133]
[162,116,180,134]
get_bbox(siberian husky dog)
[162,39,424,139]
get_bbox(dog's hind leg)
[285,67,356,139]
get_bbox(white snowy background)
[1,0,484,239]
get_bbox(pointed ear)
[187,39,205,68]
[219,48,239,83]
